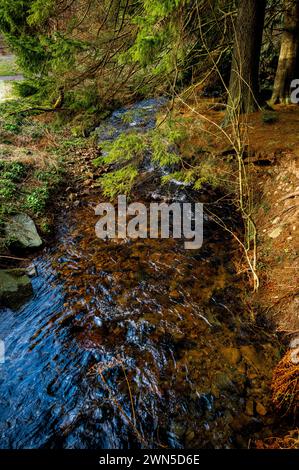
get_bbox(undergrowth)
[0,160,63,224]
[93,116,224,199]
[0,100,68,241]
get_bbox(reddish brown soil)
[171,97,299,339]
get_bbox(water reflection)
[0,98,280,449]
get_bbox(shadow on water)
[0,98,281,449]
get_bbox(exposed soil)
[161,96,299,446]
[169,96,299,341]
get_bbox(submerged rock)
[5,214,42,250]
[221,346,241,366]
[268,226,283,239]
[0,269,33,309]
[25,264,37,277]
[245,399,254,416]
[256,402,267,416]
[240,345,264,371]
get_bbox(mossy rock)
[4,213,42,250]
[0,269,33,309]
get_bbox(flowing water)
[0,98,281,449]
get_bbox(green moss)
[261,111,278,125]
[38,218,53,235]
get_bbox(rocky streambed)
[0,98,283,449]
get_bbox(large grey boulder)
[0,269,33,309]
[5,213,42,250]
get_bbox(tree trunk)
[271,0,299,105]
[225,0,266,124]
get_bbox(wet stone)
[221,347,241,366]
[245,399,254,416]
[214,372,236,392]
[185,429,195,442]
[240,345,265,372]
[256,402,267,416]
[5,213,42,250]
[0,269,33,309]
[169,290,183,301]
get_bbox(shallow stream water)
[0,98,281,449]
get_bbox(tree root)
[9,107,66,116]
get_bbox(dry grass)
[255,429,299,449]
[271,351,299,416]
[0,143,57,168]
[88,358,145,445]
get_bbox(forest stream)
[0,98,283,449]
